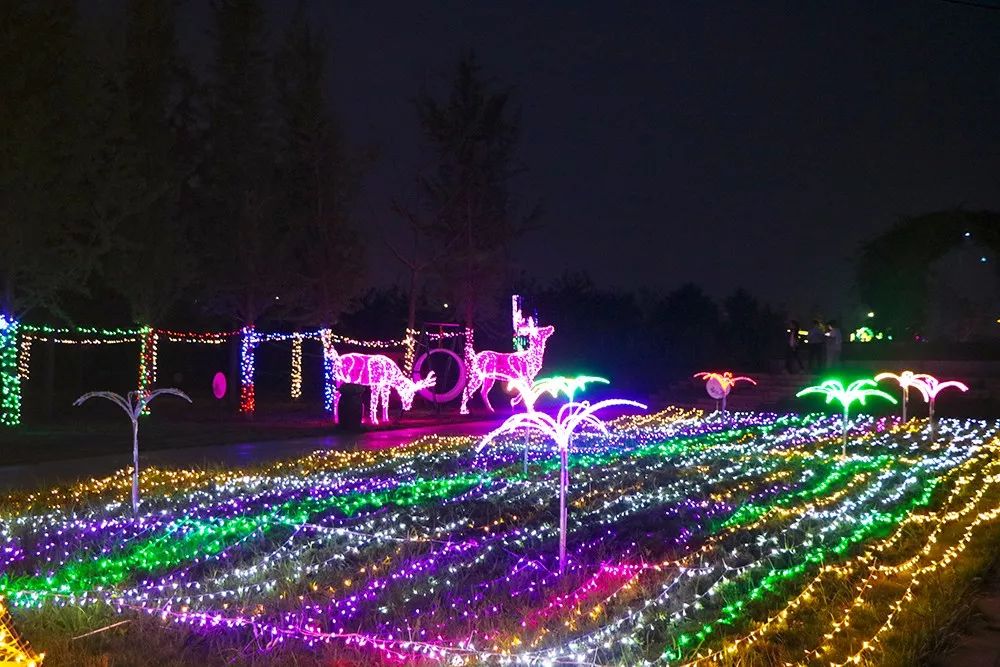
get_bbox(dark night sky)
[211,1,1000,318]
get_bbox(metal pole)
[559,446,568,575]
[842,407,848,457]
[132,420,140,513]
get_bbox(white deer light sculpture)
[476,396,645,574]
[74,388,191,513]
[332,351,436,425]
[460,324,555,414]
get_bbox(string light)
[290,334,303,400]
[0,597,41,665]
[0,315,21,427]
[5,406,1000,665]
[239,326,257,414]
[17,335,32,381]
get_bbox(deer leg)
[333,385,341,424]
[480,375,496,412]
[461,371,480,415]
[381,385,391,423]
[369,386,379,425]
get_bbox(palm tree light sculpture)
[506,375,609,473]
[74,388,191,512]
[909,374,969,422]
[693,371,756,419]
[476,397,645,574]
[874,370,927,421]
[795,379,895,456]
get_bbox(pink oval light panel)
[212,372,227,400]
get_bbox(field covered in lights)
[3,406,1000,666]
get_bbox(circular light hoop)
[414,349,466,403]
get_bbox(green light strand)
[0,318,21,427]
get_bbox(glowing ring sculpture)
[413,349,467,403]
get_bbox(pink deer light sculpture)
[460,324,555,415]
[327,346,436,425]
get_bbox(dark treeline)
[2,1,784,408]
[349,276,784,393]
[1,1,534,338]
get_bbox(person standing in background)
[826,320,842,369]
[785,320,804,373]
[807,319,826,372]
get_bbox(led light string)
[3,409,999,666]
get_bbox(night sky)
[194,1,1000,318]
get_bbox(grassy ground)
[5,410,1000,666]
[0,404,491,466]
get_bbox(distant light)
[964,231,972,238]
[981,257,989,264]
[443,303,449,309]
[867,311,875,318]
[274,295,280,301]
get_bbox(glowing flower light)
[694,371,756,417]
[509,374,609,408]
[796,379,896,455]
[74,388,192,512]
[461,324,555,414]
[476,396,646,574]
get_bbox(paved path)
[0,420,499,492]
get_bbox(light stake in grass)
[74,388,191,512]
[795,379,895,456]
[476,395,645,574]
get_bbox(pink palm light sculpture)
[476,396,646,575]
[693,371,756,418]
[908,374,969,422]
[874,370,927,421]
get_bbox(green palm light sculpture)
[796,379,896,456]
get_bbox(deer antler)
[415,370,437,390]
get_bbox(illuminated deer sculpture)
[460,324,555,415]
[323,340,436,425]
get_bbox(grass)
[3,407,1000,666]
